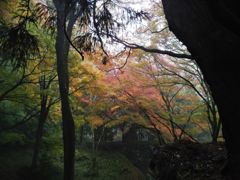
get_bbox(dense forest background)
[0,0,225,180]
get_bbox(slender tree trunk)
[168,112,178,142]
[156,130,165,145]
[211,110,219,143]
[212,105,221,143]
[92,128,97,171]
[31,96,48,169]
[31,76,49,169]
[55,4,76,180]
[79,125,84,145]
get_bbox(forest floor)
[96,141,227,179]
[148,141,227,180]
[0,141,227,180]
[0,145,144,180]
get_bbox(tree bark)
[55,3,75,180]
[162,0,240,178]
[31,83,48,169]
[31,76,52,169]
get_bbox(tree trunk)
[31,93,48,169]
[156,130,165,145]
[31,76,50,169]
[79,125,84,145]
[162,0,240,178]
[55,5,75,180]
[122,125,138,144]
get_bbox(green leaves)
[0,0,42,70]
[0,20,39,70]
[0,132,26,145]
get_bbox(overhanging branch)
[112,36,193,59]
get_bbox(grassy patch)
[75,148,145,180]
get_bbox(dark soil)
[149,141,227,180]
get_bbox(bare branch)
[111,36,193,59]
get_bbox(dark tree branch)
[98,48,131,72]
[111,36,193,59]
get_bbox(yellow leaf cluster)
[87,115,104,128]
